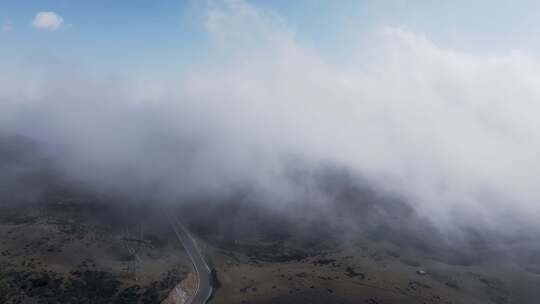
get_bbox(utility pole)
[123,222,143,281]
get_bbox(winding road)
[166,211,213,304]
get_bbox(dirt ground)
[206,237,540,304]
[0,201,191,304]
[2,198,540,304]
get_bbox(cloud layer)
[32,11,63,31]
[2,1,540,235]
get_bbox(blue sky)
[0,1,208,77]
[3,0,540,78]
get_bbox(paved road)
[166,211,213,304]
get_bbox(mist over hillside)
[1,0,540,270]
[4,1,540,303]
[2,131,539,271]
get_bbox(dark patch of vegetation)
[179,199,336,261]
[428,271,453,286]
[345,266,365,279]
[408,280,431,290]
[385,249,400,258]
[429,249,480,267]
[400,258,420,267]
[479,277,509,303]
[525,265,540,275]
[52,218,88,236]
[445,280,459,289]
[234,242,312,262]
[140,283,160,304]
[312,258,336,266]
[114,285,142,304]
[0,262,64,302]
[0,206,38,225]
[211,268,221,289]
[0,261,183,304]
[207,268,221,304]
[145,234,166,249]
[65,269,122,301]
[158,268,186,292]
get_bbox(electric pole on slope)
[122,220,144,281]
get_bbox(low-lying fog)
[1,0,540,252]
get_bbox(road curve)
[165,211,213,304]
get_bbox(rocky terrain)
[178,198,540,304]
[3,194,540,304]
[0,199,191,304]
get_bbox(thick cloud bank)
[2,1,540,233]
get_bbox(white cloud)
[1,20,13,32]
[32,11,63,31]
[3,0,540,235]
